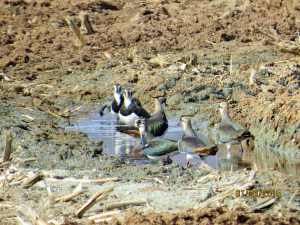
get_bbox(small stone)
[51,22,61,29]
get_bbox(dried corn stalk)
[254,25,300,55]
[150,53,171,68]
[80,12,94,34]
[66,16,86,48]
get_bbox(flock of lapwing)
[100,84,254,166]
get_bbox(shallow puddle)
[62,111,249,170]
[62,111,300,179]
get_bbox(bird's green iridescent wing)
[178,139,186,152]
[142,139,178,156]
[147,121,168,137]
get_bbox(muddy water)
[62,111,300,179]
[61,111,245,170]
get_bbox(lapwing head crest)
[113,84,121,94]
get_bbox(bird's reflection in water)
[112,128,154,164]
[114,131,136,155]
[63,112,253,169]
[63,112,300,180]
[217,142,253,171]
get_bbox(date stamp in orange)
[236,190,281,198]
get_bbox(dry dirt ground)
[1,0,300,224]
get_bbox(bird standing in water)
[118,89,151,126]
[178,116,218,167]
[216,102,254,150]
[135,119,179,164]
[99,84,124,118]
[147,96,168,137]
[117,96,168,138]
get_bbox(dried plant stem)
[75,186,114,218]
[33,98,40,110]
[75,117,90,120]
[264,40,284,48]
[0,73,13,82]
[55,190,86,203]
[205,40,216,45]
[194,188,236,209]
[3,130,13,162]
[102,52,112,60]
[21,114,35,121]
[66,16,86,48]
[247,171,256,182]
[190,53,197,66]
[87,210,122,220]
[46,110,69,120]
[36,217,47,225]
[196,174,216,183]
[230,55,233,75]
[35,84,54,88]
[273,58,300,64]
[287,191,298,205]
[95,199,147,212]
[248,198,278,212]
[95,217,113,223]
[0,161,10,167]
[22,207,47,225]
[80,12,94,34]
[199,163,215,173]
[47,177,119,183]
[254,25,300,54]
[15,157,37,163]
[141,177,164,184]
[253,25,279,41]
[22,171,44,188]
[249,69,257,85]
[239,181,255,189]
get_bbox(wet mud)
[1,0,300,223]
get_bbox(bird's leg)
[226,142,232,150]
[226,151,231,159]
[239,141,244,155]
[166,156,173,165]
[187,158,190,167]
[159,159,165,166]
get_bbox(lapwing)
[99,84,124,117]
[178,116,218,167]
[117,96,169,138]
[147,96,168,137]
[216,102,254,150]
[135,119,179,164]
[118,89,151,126]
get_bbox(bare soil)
[1,0,300,224]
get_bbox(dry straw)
[66,16,86,48]
[80,12,94,34]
